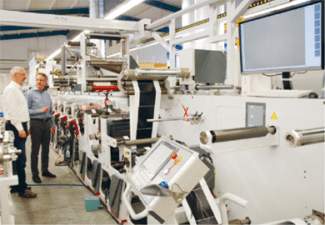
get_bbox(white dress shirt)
[3,81,29,131]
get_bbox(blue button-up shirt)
[24,87,55,127]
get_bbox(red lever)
[92,85,119,92]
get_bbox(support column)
[225,0,236,85]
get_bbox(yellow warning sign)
[271,112,277,120]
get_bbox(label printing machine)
[48,65,325,225]
[44,5,325,225]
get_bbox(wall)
[130,43,167,64]
[0,35,67,91]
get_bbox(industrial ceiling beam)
[0,30,69,40]
[230,0,255,22]
[0,8,90,32]
[0,28,59,36]
[27,7,89,14]
[144,0,181,12]
[146,0,227,30]
[0,10,139,32]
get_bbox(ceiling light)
[104,0,145,20]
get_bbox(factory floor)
[9,137,118,225]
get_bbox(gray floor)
[10,137,118,225]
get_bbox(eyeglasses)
[16,73,26,76]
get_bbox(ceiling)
[0,0,183,40]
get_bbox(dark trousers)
[5,122,28,193]
[30,119,51,177]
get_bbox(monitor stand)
[282,72,293,90]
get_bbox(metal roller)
[200,126,276,144]
[86,78,118,82]
[117,137,161,146]
[117,136,172,146]
[195,84,234,90]
[285,127,325,147]
[134,68,190,78]
[119,68,190,81]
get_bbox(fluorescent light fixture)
[104,0,145,20]
[244,0,311,19]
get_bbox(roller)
[200,126,276,144]
[285,127,325,147]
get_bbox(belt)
[31,118,51,122]
[6,120,28,124]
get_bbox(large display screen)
[239,1,324,74]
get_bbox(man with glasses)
[3,66,36,198]
[25,73,56,184]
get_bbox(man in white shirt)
[3,66,36,198]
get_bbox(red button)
[170,152,177,160]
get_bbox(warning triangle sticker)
[271,112,277,120]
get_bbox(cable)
[171,183,188,195]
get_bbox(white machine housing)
[127,136,209,223]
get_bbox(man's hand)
[51,127,56,134]
[41,107,49,113]
[18,130,26,138]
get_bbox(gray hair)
[10,66,26,77]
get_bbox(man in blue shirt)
[25,73,56,183]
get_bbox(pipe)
[285,127,325,147]
[200,126,276,145]
[219,193,249,225]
